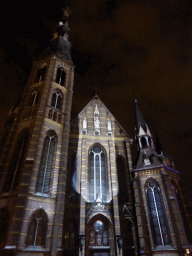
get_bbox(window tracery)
[26,209,47,247]
[89,145,107,202]
[146,181,170,246]
[51,91,62,110]
[36,132,56,194]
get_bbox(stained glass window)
[89,146,107,202]
[36,133,55,194]
[147,181,170,246]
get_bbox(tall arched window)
[26,209,47,247]
[36,65,47,83]
[28,91,40,106]
[146,181,170,246]
[36,132,56,194]
[51,91,62,110]
[56,67,66,86]
[89,145,107,202]
[2,129,29,193]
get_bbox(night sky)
[1,0,192,196]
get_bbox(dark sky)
[1,0,192,196]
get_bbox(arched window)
[28,91,40,106]
[89,145,107,202]
[51,91,62,110]
[56,67,66,86]
[141,137,147,148]
[2,129,29,193]
[36,65,46,83]
[36,132,56,194]
[26,209,47,247]
[146,181,170,246]
[89,221,109,247]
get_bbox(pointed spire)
[135,99,148,133]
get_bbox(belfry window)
[89,145,107,202]
[51,91,62,110]
[28,91,40,106]
[2,129,29,193]
[36,133,56,194]
[56,67,66,86]
[147,181,170,246]
[26,209,47,247]
[36,65,46,83]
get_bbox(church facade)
[0,10,191,256]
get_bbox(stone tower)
[133,99,192,255]
[0,8,192,256]
[0,9,74,256]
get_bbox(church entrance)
[86,216,114,256]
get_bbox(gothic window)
[2,129,29,193]
[51,91,62,110]
[141,137,147,148]
[26,209,47,247]
[36,64,47,83]
[146,181,170,246]
[36,132,56,194]
[89,221,109,247]
[89,145,107,202]
[56,67,66,86]
[28,91,40,106]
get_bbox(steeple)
[135,99,154,150]
[43,7,72,63]
[134,99,162,170]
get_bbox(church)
[0,9,191,256]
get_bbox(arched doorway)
[86,214,114,256]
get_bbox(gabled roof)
[71,95,131,138]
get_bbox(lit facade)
[0,10,191,256]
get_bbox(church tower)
[0,9,74,256]
[133,99,192,255]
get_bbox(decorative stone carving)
[94,104,100,135]
[107,119,112,136]
[82,116,87,134]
